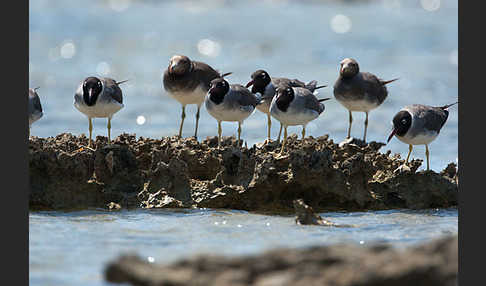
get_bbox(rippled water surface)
[29,208,458,286]
[29,0,458,171]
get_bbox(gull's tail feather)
[381,78,399,85]
[440,102,459,110]
[116,79,130,85]
[305,80,327,92]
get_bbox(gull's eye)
[401,119,407,125]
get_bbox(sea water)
[29,208,458,286]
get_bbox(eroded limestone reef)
[29,133,458,212]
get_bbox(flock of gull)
[28,54,457,170]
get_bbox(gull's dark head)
[82,77,102,106]
[275,86,294,112]
[208,78,230,105]
[28,87,43,117]
[168,55,192,75]
[246,69,271,95]
[29,87,40,100]
[339,58,359,78]
[387,110,412,143]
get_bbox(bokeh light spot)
[136,115,146,125]
[60,41,76,59]
[197,39,221,57]
[331,14,352,34]
[420,0,440,12]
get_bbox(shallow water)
[29,0,458,172]
[29,208,458,286]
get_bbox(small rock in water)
[106,202,121,210]
[293,199,336,226]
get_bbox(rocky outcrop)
[28,133,458,212]
[104,235,458,286]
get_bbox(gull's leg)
[194,104,201,139]
[425,144,430,171]
[347,110,353,139]
[75,118,95,153]
[218,120,222,148]
[89,117,93,148]
[238,121,242,147]
[178,105,186,138]
[363,111,369,142]
[267,114,272,140]
[406,144,413,163]
[280,125,288,154]
[302,125,306,139]
[277,123,283,143]
[107,117,111,144]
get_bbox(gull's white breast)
[168,85,207,106]
[396,130,439,145]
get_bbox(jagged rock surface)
[29,133,458,212]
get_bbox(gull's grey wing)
[102,78,123,104]
[231,84,260,107]
[406,104,449,134]
[29,89,43,113]
[296,87,324,114]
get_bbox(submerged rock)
[104,235,458,286]
[29,133,458,212]
[293,198,337,226]
[107,202,122,210]
[293,199,356,227]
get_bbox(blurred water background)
[29,0,458,172]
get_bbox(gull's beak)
[387,128,397,143]
[245,80,254,88]
[341,64,349,74]
[168,61,176,73]
[208,85,215,94]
